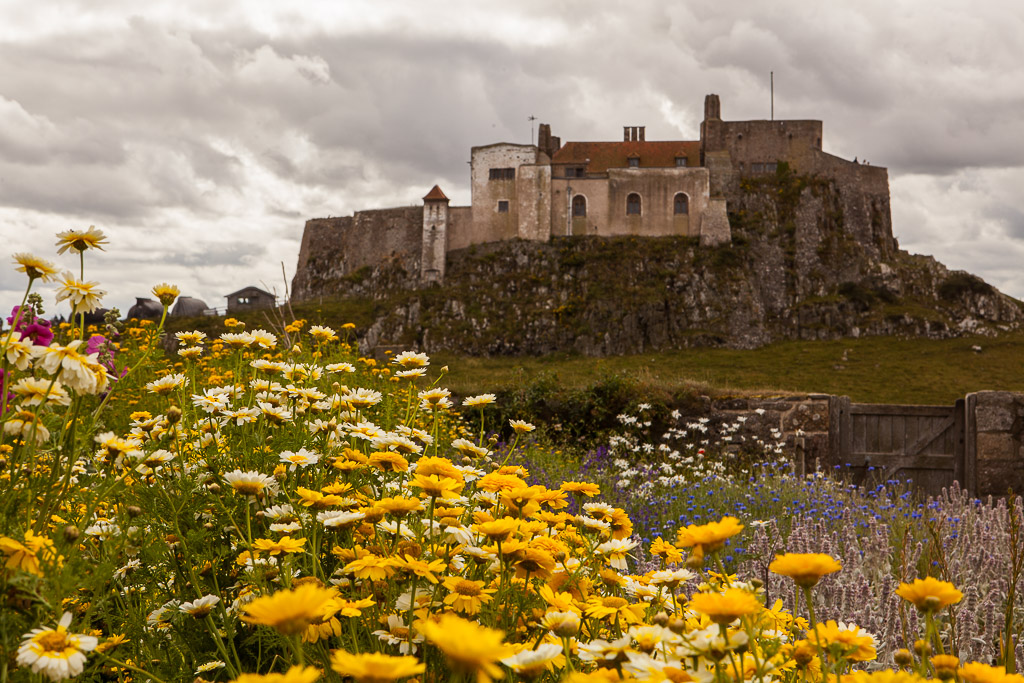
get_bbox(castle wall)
[516,164,552,241]
[705,119,823,174]
[446,206,476,251]
[470,144,539,244]
[291,207,423,300]
[810,152,895,258]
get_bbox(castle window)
[674,193,689,215]
[751,163,765,173]
[497,200,509,213]
[489,167,515,181]
[572,195,587,217]
[766,162,778,173]
[626,193,641,215]
[565,166,585,178]
[628,157,640,168]
[675,156,688,167]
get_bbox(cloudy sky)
[3,0,1024,318]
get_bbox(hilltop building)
[294,94,890,289]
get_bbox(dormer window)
[675,156,688,167]
[628,157,640,168]
[565,166,585,178]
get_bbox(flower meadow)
[2,231,1024,683]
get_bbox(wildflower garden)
[2,230,1024,683]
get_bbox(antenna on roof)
[528,115,537,145]
[770,71,774,121]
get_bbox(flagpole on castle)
[771,71,774,121]
[528,115,537,145]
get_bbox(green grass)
[435,332,1024,404]
[168,301,1024,405]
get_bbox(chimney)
[623,127,630,142]
[639,126,645,142]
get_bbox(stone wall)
[701,391,1024,498]
[291,207,422,301]
[966,391,1024,497]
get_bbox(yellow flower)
[240,585,337,635]
[560,481,600,497]
[650,537,683,564]
[689,588,762,625]
[417,613,514,683]
[442,577,496,615]
[409,473,463,499]
[394,555,446,584]
[55,225,108,254]
[232,665,321,683]
[584,596,645,624]
[344,554,396,581]
[807,620,877,661]
[152,283,180,307]
[253,537,307,555]
[958,662,1011,683]
[473,517,519,542]
[931,655,959,679]
[368,451,409,473]
[0,531,61,577]
[12,253,60,282]
[676,516,744,557]
[374,497,424,518]
[896,577,963,611]
[769,553,842,587]
[329,651,424,683]
[845,671,930,683]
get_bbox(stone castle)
[293,94,893,293]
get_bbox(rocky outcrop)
[293,168,1023,356]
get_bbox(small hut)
[126,298,162,321]
[226,286,276,313]
[171,296,212,317]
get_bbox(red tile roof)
[552,140,701,172]
[423,185,449,201]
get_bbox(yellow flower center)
[602,597,628,609]
[453,581,482,596]
[232,482,264,495]
[36,631,69,652]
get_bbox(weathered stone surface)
[977,461,1024,496]
[975,432,1019,461]
[782,402,831,433]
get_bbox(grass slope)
[435,333,1024,405]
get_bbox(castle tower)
[420,185,450,283]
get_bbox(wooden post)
[963,393,977,497]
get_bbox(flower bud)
[127,506,142,518]
[63,525,80,543]
[652,611,670,627]
[894,649,913,668]
[166,406,182,424]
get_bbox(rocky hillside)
[293,167,1024,355]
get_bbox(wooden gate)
[828,397,970,495]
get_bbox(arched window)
[674,193,689,215]
[626,193,641,215]
[572,195,587,217]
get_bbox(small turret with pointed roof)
[423,185,450,202]
[421,185,450,283]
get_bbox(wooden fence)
[828,397,972,495]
